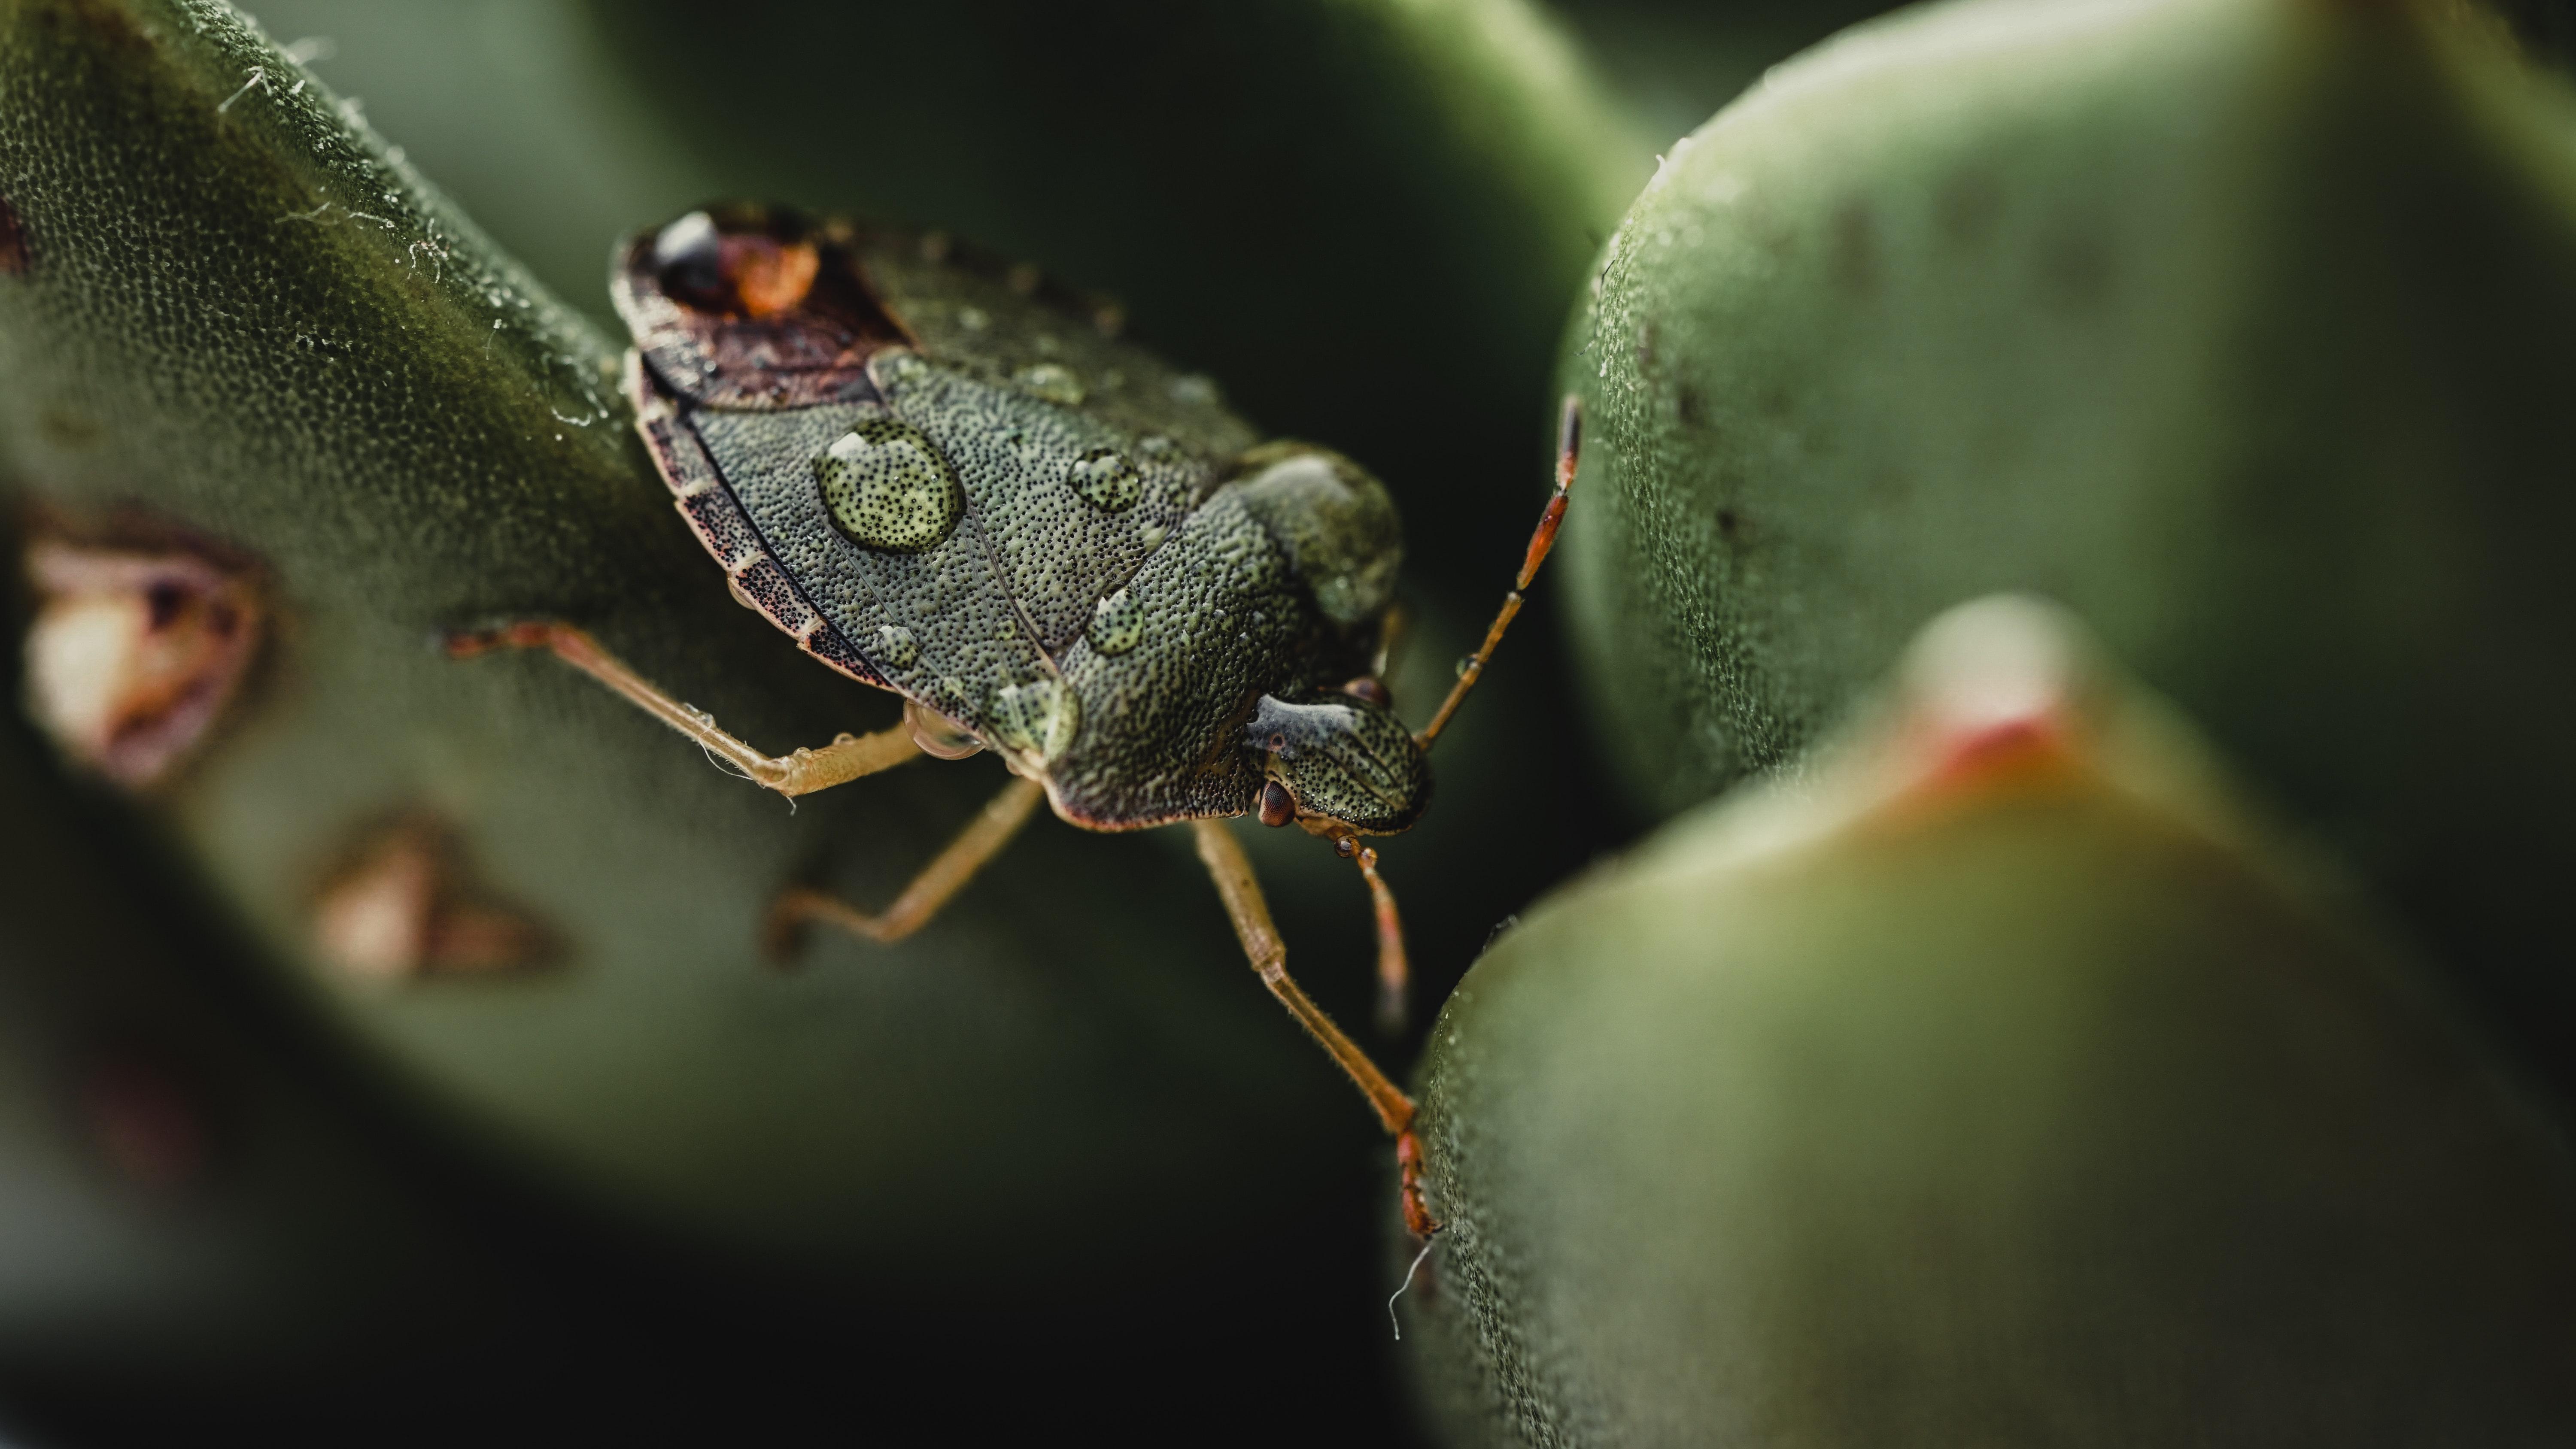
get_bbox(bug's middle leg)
[767,775,1046,954]
[447,621,919,797]
[1191,820,1440,1235]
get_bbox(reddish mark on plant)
[1397,1128,1441,1240]
[0,196,27,276]
[80,1049,212,1194]
[24,537,264,788]
[313,819,556,982]
[1924,714,2071,789]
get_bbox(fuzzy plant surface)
[1556,0,2576,1094]
[0,0,1660,1355]
[1400,596,2576,1446]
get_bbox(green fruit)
[1557,0,2576,1069]
[1403,597,2576,1445]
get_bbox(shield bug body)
[451,206,1576,1238]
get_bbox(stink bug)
[450,206,1575,1237]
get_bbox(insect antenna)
[1413,394,1581,751]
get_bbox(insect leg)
[446,621,919,797]
[767,776,1045,952]
[1192,820,1416,1131]
[1194,821,1440,1234]
[1413,393,1582,750]
[1354,846,1410,1036]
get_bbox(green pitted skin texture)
[1403,603,2576,1447]
[1555,0,2576,1084]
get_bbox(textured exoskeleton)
[457,205,1577,1242]
[614,205,1428,835]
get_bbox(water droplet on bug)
[873,623,920,669]
[814,419,962,552]
[1089,588,1145,656]
[1013,362,1084,405]
[1455,655,1475,679]
[1139,522,1169,551]
[1067,449,1142,512]
[988,677,1080,763]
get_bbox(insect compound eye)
[1258,779,1296,828]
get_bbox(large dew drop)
[988,677,1080,763]
[814,418,963,552]
[1068,449,1142,512]
[1088,587,1146,656]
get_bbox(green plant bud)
[1557,0,2576,1079]
[0,652,523,1410]
[1402,596,2576,1446]
[0,0,1354,1281]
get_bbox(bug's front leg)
[446,621,919,797]
[766,776,1045,954]
[1191,820,1440,1237]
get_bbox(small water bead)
[1013,362,1084,406]
[872,623,920,669]
[1067,449,1142,512]
[1138,522,1169,551]
[814,419,962,552]
[1455,655,1476,679]
[1088,587,1146,656]
[988,677,1080,763]
[872,350,929,390]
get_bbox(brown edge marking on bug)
[0,194,28,277]
[623,350,889,691]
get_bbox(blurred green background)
[0,0,1897,1443]
[17,0,2568,1444]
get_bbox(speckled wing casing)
[611,208,1374,828]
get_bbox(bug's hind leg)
[1191,820,1440,1237]
[766,776,1045,956]
[447,621,920,797]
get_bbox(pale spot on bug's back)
[1088,587,1147,656]
[988,676,1081,763]
[814,419,963,552]
[1013,361,1085,406]
[873,623,921,669]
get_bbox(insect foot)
[22,533,263,788]
[1401,595,2576,1443]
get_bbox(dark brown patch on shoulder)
[612,204,909,410]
